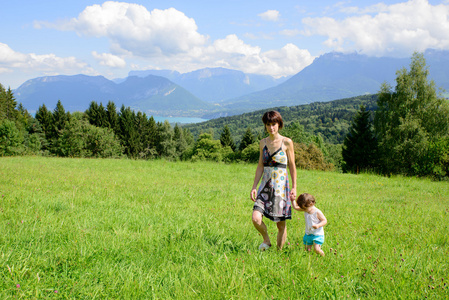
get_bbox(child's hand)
[312,224,319,229]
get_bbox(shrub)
[294,142,334,171]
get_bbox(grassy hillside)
[1,157,448,298]
[186,94,378,145]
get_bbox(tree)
[192,133,223,161]
[0,120,24,156]
[342,105,378,173]
[106,101,119,133]
[157,120,176,158]
[239,127,255,151]
[51,100,70,154]
[25,118,45,154]
[220,125,236,151]
[35,104,53,151]
[58,116,123,158]
[0,86,18,121]
[374,52,449,176]
[174,123,188,158]
[118,105,139,158]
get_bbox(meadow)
[1,156,448,299]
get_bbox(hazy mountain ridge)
[13,50,449,118]
[15,74,215,116]
[129,67,289,102]
[214,50,449,117]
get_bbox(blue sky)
[1,0,448,89]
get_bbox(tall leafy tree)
[220,125,236,151]
[374,52,449,176]
[157,120,176,158]
[174,123,188,157]
[239,127,255,151]
[342,105,378,173]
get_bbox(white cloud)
[258,10,280,22]
[175,35,315,77]
[40,1,207,57]
[280,29,301,37]
[92,51,126,68]
[0,43,92,74]
[302,0,449,56]
[31,2,313,78]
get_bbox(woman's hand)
[290,189,297,202]
[250,188,257,202]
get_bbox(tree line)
[1,52,448,178]
[0,87,334,171]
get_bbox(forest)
[1,53,448,178]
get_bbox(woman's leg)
[276,221,287,250]
[252,210,271,246]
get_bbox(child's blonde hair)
[296,193,316,209]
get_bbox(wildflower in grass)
[16,284,20,289]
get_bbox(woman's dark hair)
[262,111,284,129]
[296,193,316,209]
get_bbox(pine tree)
[52,100,69,137]
[118,105,139,158]
[239,127,255,151]
[0,84,6,121]
[106,101,119,133]
[134,111,147,156]
[51,100,70,155]
[85,101,100,127]
[220,125,236,151]
[35,104,54,151]
[0,85,18,121]
[342,105,378,173]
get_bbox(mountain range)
[13,49,449,118]
[128,67,288,103]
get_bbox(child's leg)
[313,243,324,256]
[304,244,313,252]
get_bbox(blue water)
[151,116,209,124]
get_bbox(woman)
[250,111,297,251]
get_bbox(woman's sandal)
[258,243,271,251]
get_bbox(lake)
[151,116,209,124]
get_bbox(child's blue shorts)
[303,234,324,245]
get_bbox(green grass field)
[1,156,448,299]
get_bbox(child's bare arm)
[291,199,304,211]
[312,210,327,229]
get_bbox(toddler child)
[292,193,327,256]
